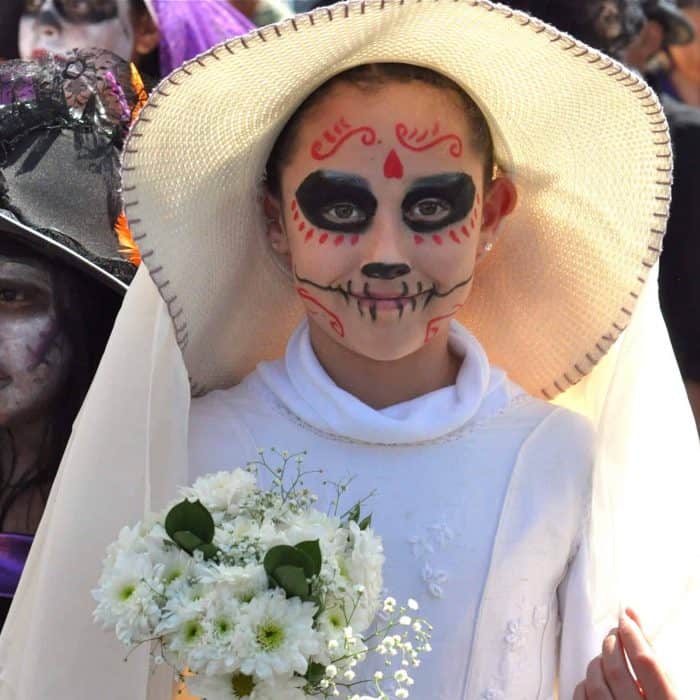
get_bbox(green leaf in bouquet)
[305,662,326,686]
[294,540,322,577]
[359,514,372,531]
[346,503,361,523]
[165,499,215,546]
[264,544,315,579]
[195,542,220,561]
[172,530,204,554]
[272,564,310,599]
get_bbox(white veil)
[0,263,698,699]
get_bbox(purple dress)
[0,533,33,630]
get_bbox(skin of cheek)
[19,1,134,60]
[0,287,72,428]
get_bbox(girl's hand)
[572,608,678,700]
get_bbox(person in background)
[0,0,23,61]
[228,0,293,27]
[666,0,700,104]
[18,0,253,79]
[624,0,694,76]
[0,48,141,630]
[509,0,700,434]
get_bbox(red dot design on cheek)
[334,235,344,246]
[350,235,360,246]
[414,235,424,245]
[305,229,315,243]
[461,225,470,238]
[319,233,329,245]
[298,221,305,232]
[432,235,443,245]
[449,230,461,244]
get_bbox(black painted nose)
[361,262,411,280]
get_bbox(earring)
[484,242,494,252]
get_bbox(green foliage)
[165,499,218,560]
[263,540,322,601]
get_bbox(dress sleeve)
[556,525,615,700]
[188,389,259,483]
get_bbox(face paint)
[19,0,134,61]
[310,118,378,161]
[0,255,72,426]
[401,172,475,233]
[396,121,463,158]
[280,81,489,362]
[295,170,378,234]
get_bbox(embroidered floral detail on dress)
[408,517,458,598]
[481,689,505,700]
[421,562,449,599]
[409,534,434,559]
[504,619,525,651]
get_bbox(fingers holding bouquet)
[573,608,678,700]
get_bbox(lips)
[348,282,430,320]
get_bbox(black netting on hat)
[507,0,646,56]
[0,47,145,165]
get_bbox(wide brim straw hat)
[121,0,671,399]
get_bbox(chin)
[343,331,424,363]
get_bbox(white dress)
[189,320,601,700]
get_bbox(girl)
[2,2,698,699]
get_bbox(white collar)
[255,320,519,444]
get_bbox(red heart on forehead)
[383,149,404,179]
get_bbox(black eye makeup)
[27,0,121,23]
[401,172,475,233]
[295,170,378,234]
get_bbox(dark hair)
[129,0,161,81]
[265,63,495,197]
[0,252,121,531]
[0,0,23,61]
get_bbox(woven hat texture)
[121,0,671,398]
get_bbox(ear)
[130,9,160,59]
[264,191,292,264]
[476,176,517,262]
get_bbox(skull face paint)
[279,81,488,362]
[0,253,72,427]
[19,0,134,61]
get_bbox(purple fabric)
[153,0,255,76]
[0,533,33,599]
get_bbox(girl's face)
[271,80,515,362]
[19,0,134,61]
[0,250,72,427]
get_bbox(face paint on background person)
[0,254,72,427]
[19,0,134,61]
[280,81,486,362]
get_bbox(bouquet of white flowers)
[93,450,431,700]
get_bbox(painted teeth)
[369,303,377,322]
[357,298,364,317]
[395,299,404,318]
[410,296,417,311]
[401,281,409,296]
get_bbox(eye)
[0,288,28,303]
[322,203,367,226]
[405,198,451,223]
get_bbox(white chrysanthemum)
[196,563,268,602]
[185,469,257,514]
[93,550,161,646]
[187,671,306,700]
[285,510,345,558]
[231,589,320,680]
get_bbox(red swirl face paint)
[396,121,463,158]
[310,118,378,160]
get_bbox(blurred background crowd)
[0,0,698,630]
